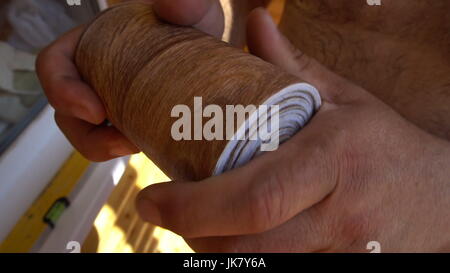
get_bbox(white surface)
[214,83,321,175]
[0,106,73,243]
[36,157,129,253]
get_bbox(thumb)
[247,7,363,105]
[153,0,224,38]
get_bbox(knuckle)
[82,141,116,162]
[301,132,340,188]
[340,143,364,176]
[36,49,74,112]
[46,78,78,112]
[81,133,124,162]
[293,48,311,73]
[39,81,64,112]
[332,127,373,193]
[54,114,112,162]
[326,78,348,103]
[246,170,287,233]
[47,90,67,111]
[35,47,50,75]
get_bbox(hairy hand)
[136,8,450,252]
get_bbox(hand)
[136,8,450,252]
[279,0,450,140]
[36,0,237,161]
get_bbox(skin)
[280,0,450,140]
[36,0,450,252]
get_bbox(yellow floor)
[82,154,192,253]
[82,0,285,253]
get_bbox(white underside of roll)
[213,83,322,175]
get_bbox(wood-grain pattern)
[75,2,316,181]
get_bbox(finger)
[136,127,336,238]
[153,0,224,38]
[36,26,106,125]
[55,112,139,162]
[246,8,366,105]
[186,206,331,252]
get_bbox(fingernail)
[258,8,280,39]
[73,104,105,125]
[72,100,106,125]
[137,197,162,226]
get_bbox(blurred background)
[0,0,284,253]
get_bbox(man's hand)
[136,8,450,252]
[36,0,230,161]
